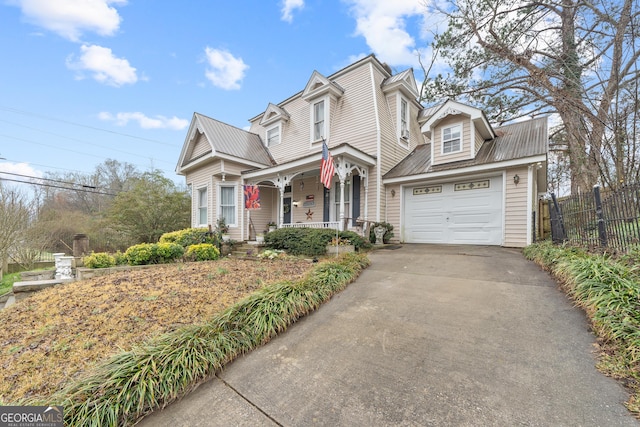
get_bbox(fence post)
[593,185,607,248]
[550,193,566,242]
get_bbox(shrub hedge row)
[264,228,372,256]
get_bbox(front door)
[283,197,292,224]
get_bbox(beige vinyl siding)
[188,132,211,162]
[186,167,213,228]
[432,117,472,166]
[475,128,484,155]
[385,183,401,242]
[245,186,277,237]
[504,166,529,247]
[220,160,248,177]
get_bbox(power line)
[0,171,99,189]
[0,106,179,147]
[0,176,117,195]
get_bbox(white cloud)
[13,0,127,42]
[281,0,304,23]
[204,48,248,90]
[344,0,429,67]
[66,44,138,87]
[0,162,43,178]
[98,112,189,130]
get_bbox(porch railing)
[280,222,340,230]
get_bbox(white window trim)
[310,95,330,146]
[197,186,208,227]
[398,95,410,146]
[217,183,238,227]
[266,123,281,147]
[441,122,463,155]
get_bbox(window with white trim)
[219,185,236,226]
[198,187,208,226]
[313,99,325,141]
[442,124,462,154]
[400,98,409,140]
[266,124,281,147]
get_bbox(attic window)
[266,125,281,147]
[442,124,462,154]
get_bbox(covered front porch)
[241,144,376,241]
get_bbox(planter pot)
[268,226,277,232]
[326,244,355,255]
[222,234,231,242]
[256,234,265,244]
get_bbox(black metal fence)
[549,184,640,252]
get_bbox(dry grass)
[0,257,314,403]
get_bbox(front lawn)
[0,257,314,402]
[0,271,21,296]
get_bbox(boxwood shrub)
[83,252,116,269]
[264,228,371,256]
[125,243,184,265]
[185,243,220,262]
[159,228,219,248]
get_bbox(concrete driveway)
[140,244,638,426]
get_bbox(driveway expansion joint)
[215,374,283,426]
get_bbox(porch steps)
[229,241,265,258]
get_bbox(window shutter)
[352,175,360,226]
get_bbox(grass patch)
[524,241,640,415]
[5,253,369,426]
[0,271,21,296]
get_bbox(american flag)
[320,139,335,189]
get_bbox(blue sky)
[0,0,440,185]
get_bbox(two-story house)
[176,54,548,247]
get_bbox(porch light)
[513,174,520,185]
[293,200,299,207]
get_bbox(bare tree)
[0,184,32,279]
[423,0,640,192]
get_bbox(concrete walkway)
[140,245,638,426]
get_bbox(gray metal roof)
[194,113,274,165]
[384,116,548,179]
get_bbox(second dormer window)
[313,100,325,141]
[442,124,462,154]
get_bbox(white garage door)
[403,175,503,245]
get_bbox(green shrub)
[368,222,394,244]
[159,228,218,248]
[82,252,115,269]
[125,243,184,265]
[113,251,128,266]
[185,243,220,261]
[264,228,371,256]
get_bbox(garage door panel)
[403,176,503,245]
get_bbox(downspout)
[526,165,534,245]
[369,62,382,221]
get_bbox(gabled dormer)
[259,103,290,148]
[301,71,344,146]
[382,69,420,147]
[421,100,495,167]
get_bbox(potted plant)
[216,218,230,242]
[326,237,355,255]
[267,221,277,232]
[256,230,266,244]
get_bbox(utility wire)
[0,171,99,189]
[0,176,117,195]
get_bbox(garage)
[403,175,503,245]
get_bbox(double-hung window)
[442,124,462,154]
[400,98,408,138]
[198,187,208,226]
[266,125,280,147]
[219,185,236,226]
[313,100,325,141]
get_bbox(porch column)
[279,186,285,227]
[363,171,369,222]
[339,178,346,231]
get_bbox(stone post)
[73,234,90,257]
[57,256,75,279]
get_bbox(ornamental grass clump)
[29,252,369,426]
[524,241,640,413]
